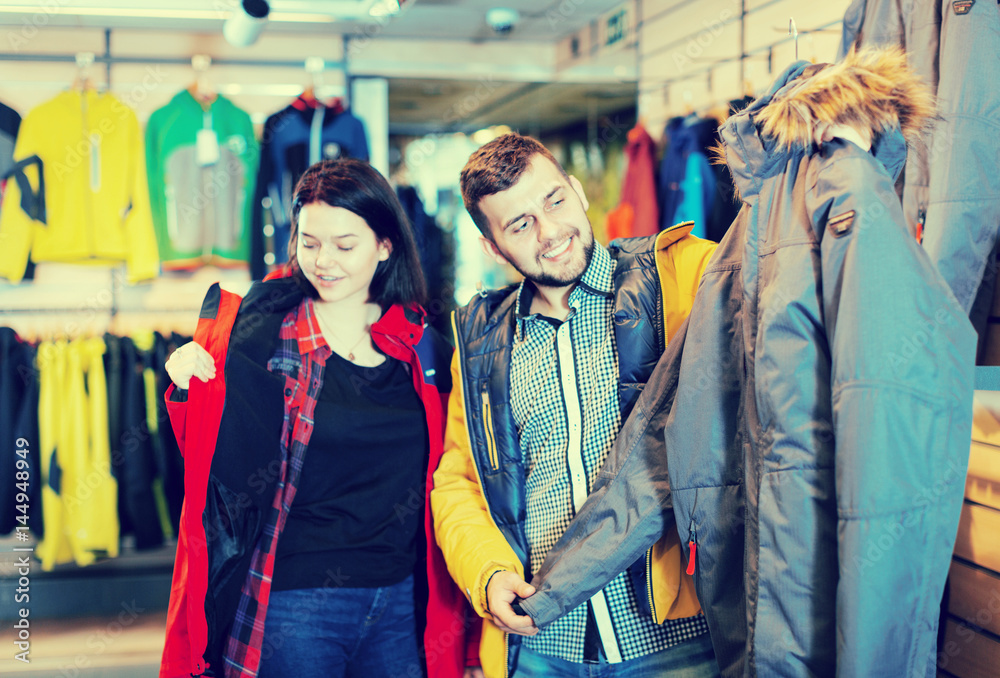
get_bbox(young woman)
[159,159,473,678]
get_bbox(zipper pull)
[686,524,697,576]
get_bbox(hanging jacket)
[0,327,42,537]
[839,0,1000,314]
[674,153,715,238]
[605,124,660,240]
[0,90,158,283]
[704,97,755,243]
[102,334,129,538]
[432,224,717,678]
[658,116,718,235]
[0,101,21,208]
[117,335,165,550]
[145,90,259,270]
[37,337,120,571]
[153,331,186,535]
[159,276,471,678]
[132,330,176,539]
[249,98,369,279]
[397,184,451,331]
[520,49,975,678]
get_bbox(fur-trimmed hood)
[718,47,934,203]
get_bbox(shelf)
[976,366,1000,392]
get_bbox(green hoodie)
[145,90,258,270]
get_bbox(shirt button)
[284,387,292,397]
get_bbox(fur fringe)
[756,47,935,150]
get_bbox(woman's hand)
[165,341,216,389]
[463,668,484,678]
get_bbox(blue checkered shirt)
[510,243,708,663]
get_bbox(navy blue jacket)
[249,99,369,280]
[451,235,680,668]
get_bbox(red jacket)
[607,124,660,240]
[159,277,474,677]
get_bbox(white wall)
[636,0,850,139]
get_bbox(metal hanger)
[789,17,799,61]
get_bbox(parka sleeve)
[516,231,714,628]
[515,328,683,628]
[809,150,975,674]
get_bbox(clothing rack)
[0,265,251,340]
[0,26,327,337]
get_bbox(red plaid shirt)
[222,297,330,677]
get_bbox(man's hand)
[463,668,485,678]
[486,571,538,636]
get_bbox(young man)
[430,133,719,677]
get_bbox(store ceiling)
[0,0,636,135]
[0,0,622,41]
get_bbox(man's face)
[478,154,595,291]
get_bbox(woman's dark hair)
[287,158,428,309]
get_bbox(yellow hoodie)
[0,90,158,283]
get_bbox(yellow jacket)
[0,90,158,283]
[432,225,717,677]
[37,337,119,571]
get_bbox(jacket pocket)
[481,386,500,472]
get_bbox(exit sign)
[602,2,632,48]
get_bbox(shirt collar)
[514,242,615,322]
[295,297,424,357]
[575,242,615,299]
[295,297,330,355]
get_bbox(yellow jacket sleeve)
[123,106,159,283]
[0,112,42,283]
[431,351,524,618]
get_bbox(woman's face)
[295,202,391,306]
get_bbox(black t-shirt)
[272,350,429,591]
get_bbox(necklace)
[327,323,370,361]
[336,329,369,362]
[314,308,371,362]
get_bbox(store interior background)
[0,1,997,676]
[0,0,847,340]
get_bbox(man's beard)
[514,233,596,289]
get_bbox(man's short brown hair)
[460,133,568,239]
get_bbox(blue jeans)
[513,632,719,678]
[257,574,422,678]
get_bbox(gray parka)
[840,0,1000,315]
[519,50,975,677]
